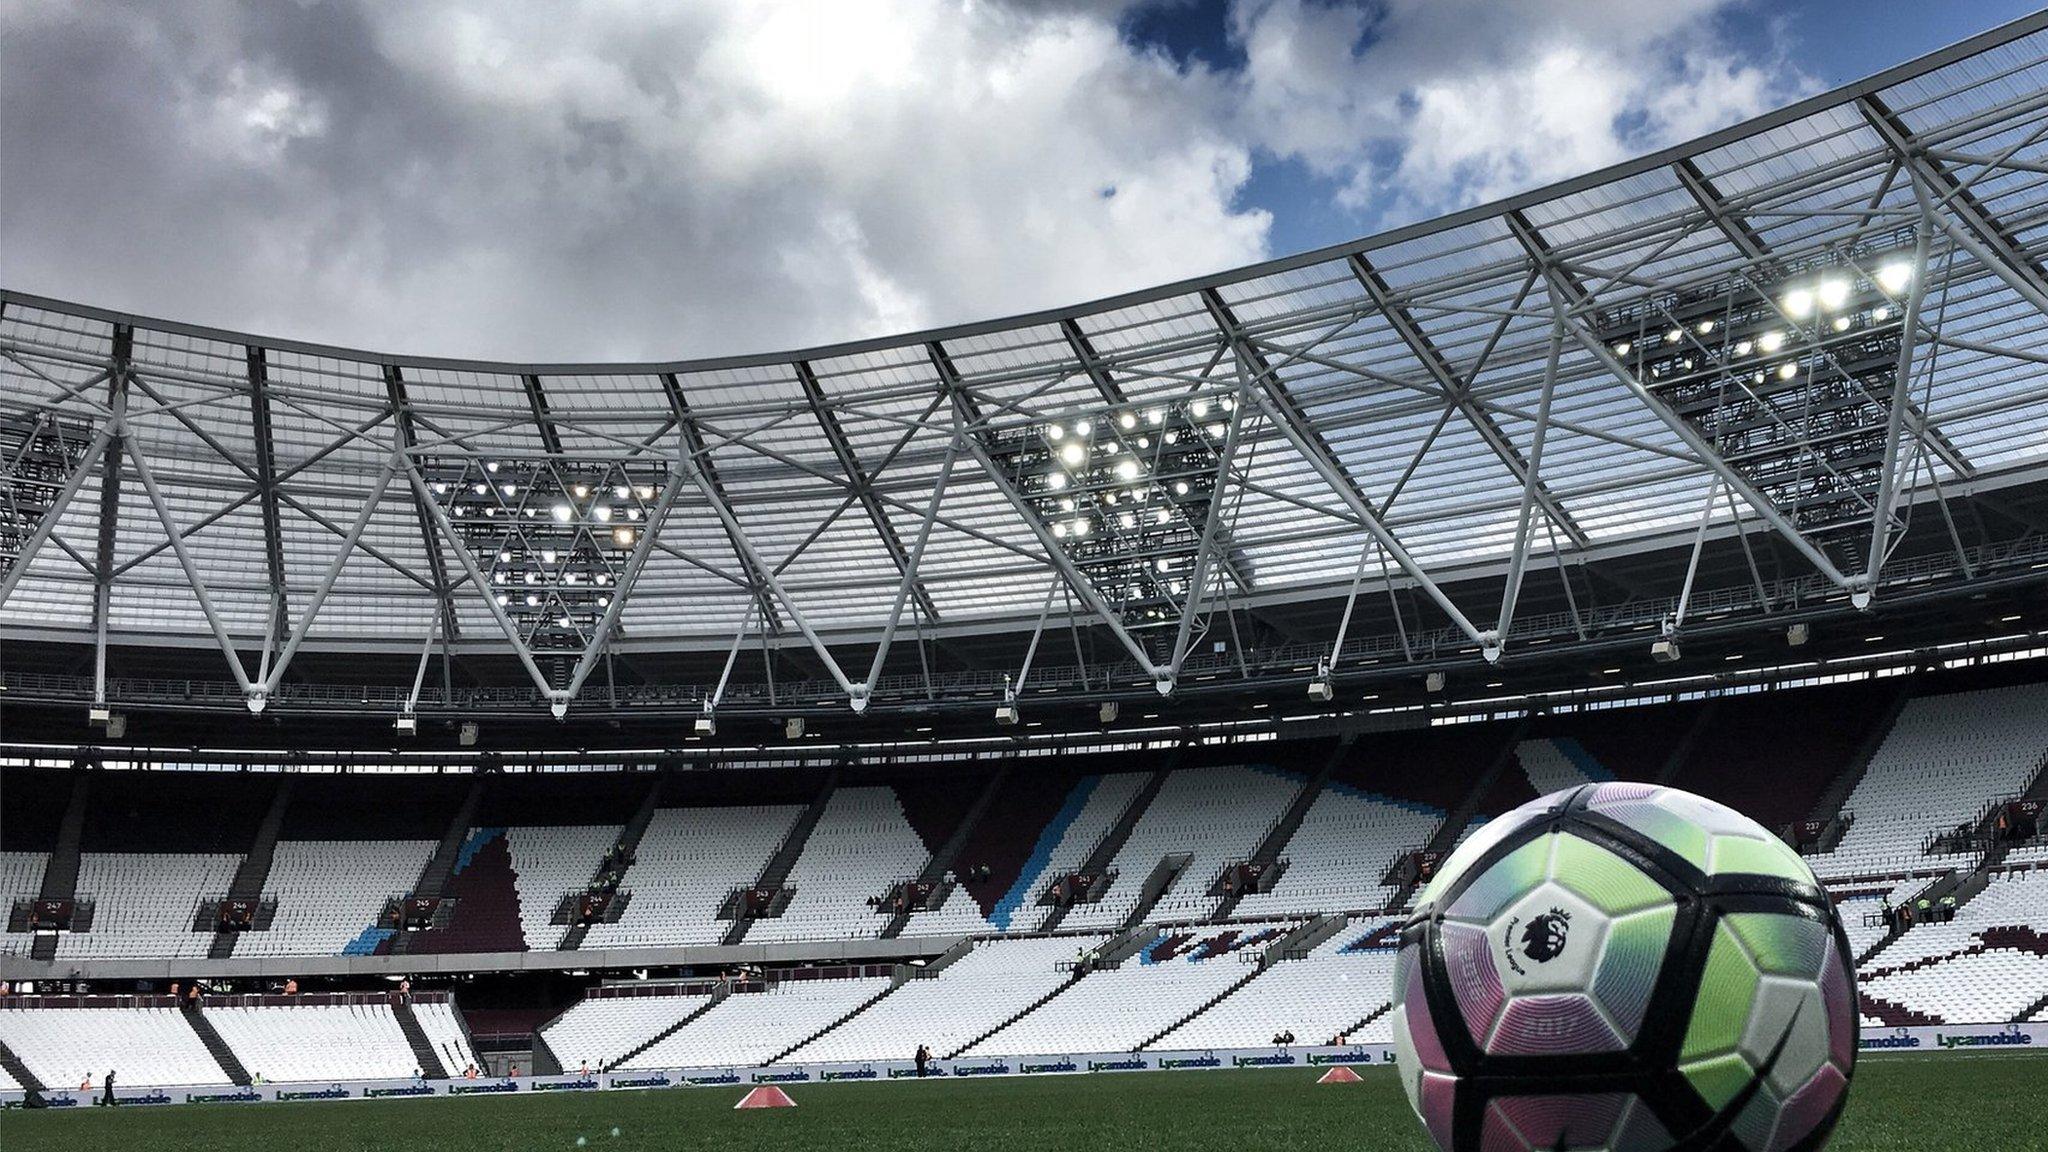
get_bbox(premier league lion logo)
[1519,908,1570,963]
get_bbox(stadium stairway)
[1860,992,1940,1027]
[392,1000,450,1079]
[1334,1000,1396,1041]
[882,764,1011,939]
[28,770,90,962]
[764,981,900,1065]
[947,970,1085,1059]
[1388,720,1528,911]
[1138,915,1347,1050]
[1857,870,1967,967]
[1121,853,1193,930]
[1137,966,1264,1051]
[209,776,294,958]
[1802,676,1917,833]
[1268,913,1350,959]
[1211,739,1347,922]
[602,985,731,1072]
[1909,749,2048,940]
[559,772,666,951]
[0,1036,46,1093]
[185,1004,252,1086]
[1040,754,1179,933]
[392,777,487,956]
[2015,990,2048,1024]
[1651,699,1720,783]
[724,769,840,946]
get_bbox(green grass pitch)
[3,1055,2040,1152]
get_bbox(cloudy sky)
[2,0,2036,362]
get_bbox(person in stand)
[914,1044,930,1078]
[185,983,200,1008]
[397,976,411,1003]
[579,1060,590,1077]
[80,1074,92,1093]
[283,977,298,995]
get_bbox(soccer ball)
[1391,782,1856,1152]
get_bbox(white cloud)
[0,0,1811,362]
[1227,0,1813,218]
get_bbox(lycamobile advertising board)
[2,1030,2025,1111]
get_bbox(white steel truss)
[6,12,2048,715]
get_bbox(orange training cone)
[1317,1066,1363,1084]
[735,1086,797,1109]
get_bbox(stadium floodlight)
[979,396,1231,627]
[1307,657,1334,702]
[995,701,1019,726]
[421,454,668,650]
[104,713,126,740]
[458,720,480,746]
[1424,671,1446,694]
[1593,233,1918,548]
[694,706,716,737]
[1787,622,1811,647]
[1099,701,1119,724]
[1651,637,1682,663]
[395,713,418,737]
[785,717,804,740]
[88,704,111,725]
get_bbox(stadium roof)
[6,10,2048,724]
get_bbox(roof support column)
[1199,288,1498,658]
[1348,254,1588,548]
[250,449,399,709]
[1169,371,1250,677]
[384,367,460,644]
[668,427,859,702]
[123,418,257,692]
[1864,197,1935,589]
[90,331,132,707]
[1860,94,2048,320]
[401,454,562,703]
[247,347,289,645]
[1495,310,1564,646]
[796,361,941,625]
[659,373,784,635]
[1507,211,1861,598]
[856,437,957,712]
[928,340,1172,691]
[555,453,689,711]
